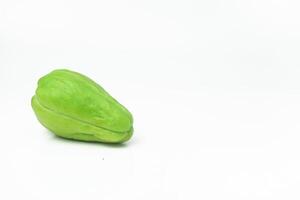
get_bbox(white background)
[1,0,300,199]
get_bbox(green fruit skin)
[31,69,133,143]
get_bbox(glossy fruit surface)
[32,69,133,143]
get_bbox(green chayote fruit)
[31,69,133,143]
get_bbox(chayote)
[31,69,133,143]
